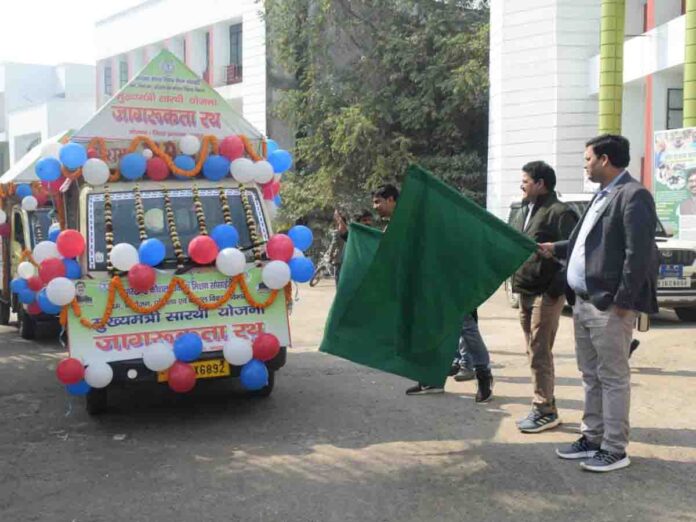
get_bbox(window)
[104,65,112,96]
[227,24,243,84]
[667,88,684,130]
[119,61,128,87]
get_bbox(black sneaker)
[448,363,460,377]
[580,449,631,472]
[518,410,561,433]
[405,383,444,395]
[556,435,601,460]
[454,367,476,382]
[475,369,493,403]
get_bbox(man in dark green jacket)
[512,161,578,433]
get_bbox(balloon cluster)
[262,225,315,286]
[56,357,113,395]
[9,228,84,315]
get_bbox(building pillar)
[684,0,696,126]
[643,0,655,188]
[599,0,625,134]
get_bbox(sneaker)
[556,436,601,460]
[448,363,460,377]
[405,383,444,395]
[454,367,476,382]
[475,369,493,403]
[518,411,561,433]
[580,449,631,472]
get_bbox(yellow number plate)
[157,359,231,383]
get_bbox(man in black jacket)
[539,134,658,473]
[512,161,578,433]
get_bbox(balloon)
[56,357,84,385]
[266,234,294,262]
[240,359,269,391]
[215,247,246,276]
[84,361,113,388]
[66,380,91,396]
[120,152,147,180]
[56,229,85,258]
[46,277,76,306]
[262,260,291,289]
[252,160,274,184]
[261,182,275,200]
[288,225,313,251]
[37,288,62,314]
[17,261,36,279]
[59,143,88,170]
[48,224,61,242]
[34,191,49,206]
[16,184,32,199]
[230,158,255,183]
[202,155,231,181]
[33,241,60,263]
[292,248,304,259]
[188,235,219,265]
[180,134,201,155]
[39,258,66,284]
[127,263,156,293]
[211,224,239,249]
[142,342,176,372]
[82,158,110,186]
[266,139,279,155]
[110,243,139,272]
[44,177,66,194]
[35,157,62,182]
[220,135,245,160]
[63,258,82,279]
[138,238,166,266]
[142,149,153,159]
[0,209,6,225]
[289,257,315,283]
[273,194,282,207]
[11,278,29,294]
[173,332,203,362]
[27,276,44,292]
[41,142,62,159]
[87,148,99,159]
[168,362,197,393]
[146,156,169,181]
[0,223,8,238]
[27,302,42,315]
[18,289,36,304]
[174,154,195,175]
[223,336,253,366]
[252,333,280,362]
[22,196,38,211]
[268,149,293,173]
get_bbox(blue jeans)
[454,313,490,371]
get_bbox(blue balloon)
[66,380,91,396]
[119,153,147,180]
[10,278,28,294]
[38,289,62,314]
[59,143,87,170]
[273,194,282,207]
[266,139,279,155]
[138,238,166,266]
[211,224,239,249]
[174,154,195,172]
[18,289,36,305]
[288,225,313,251]
[35,157,62,182]
[63,259,82,280]
[173,332,203,362]
[202,155,231,181]
[48,224,61,242]
[268,149,293,173]
[289,257,315,283]
[240,359,269,391]
[16,184,32,199]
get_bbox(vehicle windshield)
[29,209,56,247]
[86,188,268,272]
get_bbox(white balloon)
[230,158,255,183]
[82,158,110,186]
[262,260,291,289]
[216,248,247,276]
[292,248,304,259]
[41,142,62,160]
[142,149,153,159]
[110,243,139,272]
[33,241,60,263]
[17,262,35,279]
[84,361,113,388]
[0,209,6,225]
[223,336,253,366]
[142,342,176,372]
[252,160,275,184]
[22,196,38,211]
[180,134,201,155]
[46,277,76,306]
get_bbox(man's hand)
[537,242,555,259]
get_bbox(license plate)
[658,277,691,288]
[157,359,230,383]
[660,264,683,278]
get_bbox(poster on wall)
[653,128,696,240]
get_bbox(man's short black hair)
[586,134,631,169]
[372,184,399,201]
[521,161,556,191]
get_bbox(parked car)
[504,193,696,322]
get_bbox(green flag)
[319,164,536,386]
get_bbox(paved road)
[0,282,694,522]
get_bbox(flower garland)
[218,186,233,225]
[104,187,115,275]
[163,187,185,270]
[133,184,148,242]
[192,185,208,235]
[239,184,264,265]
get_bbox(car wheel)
[674,307,696,322]
[85,388,108,415]
[0,299,10,326]
[18,308,35,340]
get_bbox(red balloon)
[27,302,42,315]
[87,148,99,159]
[128,263,156,293]
[56,357,84,385]
[0,224,10,238]
[261,182,275,200]
[270,180,281,196]
[146,157,169,181]
[56,229,85,258]
[27,276,44,292]
[43,177,66,194]
[252,333,280,362]
[219,136,245,160]
[266,234,294,262]
[168,361,196,393]
[187,235,219,265]
[39,258,66,284]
